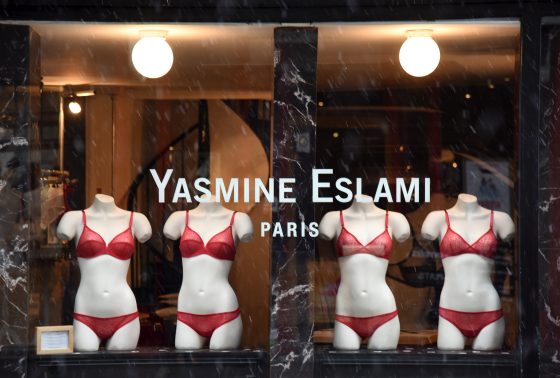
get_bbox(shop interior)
[6,20,521,351]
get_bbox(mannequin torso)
[421,193,514,350]
[56,194,152,351]
[163,196,253,349]
[319,194,410,350]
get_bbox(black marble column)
[538,24,560,377]
[0,25,41,377]
[270,27,317,378]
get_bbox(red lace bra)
[335,210,393,259]
[439,210,497,260]
[179,211,237,261]
[76,210,135,260]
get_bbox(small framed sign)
[36,326,74,355]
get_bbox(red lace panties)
[335,310,399,339]
[74,312,138,341]
[177,308,240,338]
[439,307,503,338]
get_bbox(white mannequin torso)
[421,193,515,350]
[56,194,152,351]
[163,196,253,349]
[319,194,410,350]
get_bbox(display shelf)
[314,345,517,378]
[4,347,266,378]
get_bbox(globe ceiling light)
[399,30,440,77]
[131,31,174,79]
[68,101,82,114]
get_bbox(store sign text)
[150,168,431,204]
[151,168,430,238]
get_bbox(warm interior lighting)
[68,101,81,114]
[399,30,440,77]
[75,89,95,97]
[131,31,174,79]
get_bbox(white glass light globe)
[399,35,440,77]
[131,36,174,79]
[68,101,81,114]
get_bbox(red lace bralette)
[335,210,393,259]
[179,211,237,261]
[76,210,135,260]
[439,210,497,260]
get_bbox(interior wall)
[114,92,144,207]
[209,100,271,348]
[85,92,147,207]
[85,94,112,202]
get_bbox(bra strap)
[490,210,494,228]
[230,211,237,226]
[339,211,345,227]
[81,210,86,225]
[444,210,450,226]
[129,211,134,227]
[185,210,189,226]
[385,210,389,229]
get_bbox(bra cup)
[76,240,106,259]
[376,234,393,258]
[108,230,135,260]
[179,238,205,258]
[108,241,135,260]
[473,232,498,258]
[206,241,236,261]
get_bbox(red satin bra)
[76,210,135,260]
[335,210,393,259]
[439,210,497,260]
[179,211,237,261]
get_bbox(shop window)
[314,21,520,362]
[23,23,274,353]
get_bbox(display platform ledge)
[2,346,267,378]
[315,345,518,378]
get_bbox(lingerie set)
[74,210,241,342]
[334,209,503,340]
[334,210,399,340]
[74,206,502,343]
[438,210,503,338]
[73,210,139,341]
[176,210,240,338]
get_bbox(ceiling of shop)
[4,21,520,98]
[318,21,520,90]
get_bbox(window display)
[0,5,550,377]
[312,20,521,377]
[57,194,152,351]
[421,193,515,350]
[163,196,253,349]
[318,194,410,350]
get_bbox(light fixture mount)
[405,29,434,38]
[138,30,168,39]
